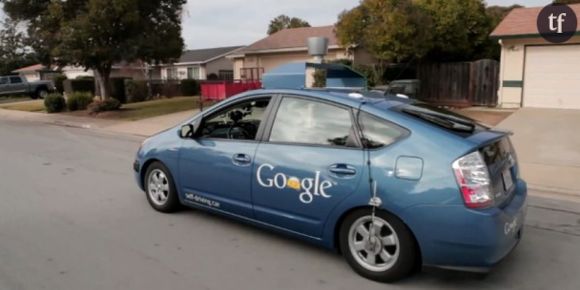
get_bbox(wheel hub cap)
[348,216,400,272]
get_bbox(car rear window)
[396,103,488,137]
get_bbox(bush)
[180,79,200,96]
[67,91,94,111]
[44,93,66,113]
[88,98,121,114]
[126,80,149,103]
[53,74,68,94]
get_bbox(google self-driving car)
[133,89,527,282]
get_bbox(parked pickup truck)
[0,75,56,99]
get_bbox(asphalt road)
[1,117,580,290]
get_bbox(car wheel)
[35,89,48,99]
[339,209,417,283]
[144,162,180,213]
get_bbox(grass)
[0,100,45,112]
[118,97,203,121]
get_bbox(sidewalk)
[0,108,198,137]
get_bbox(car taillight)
[452,151,493,209]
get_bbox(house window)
[187,67,200,80]
[219,70,234,81]
[166,68,178,80]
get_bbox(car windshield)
[398,103,488,136]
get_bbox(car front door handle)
[329,164,357,176]
[232,153,252,166]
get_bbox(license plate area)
[502,168,514,191]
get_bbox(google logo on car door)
[256,163,333,204]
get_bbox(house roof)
[177,46,245,64]
[12,64,51,73]
[491,4,580,38]
[235,26,339,55]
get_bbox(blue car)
[134,89,527,282]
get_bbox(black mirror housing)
[179,121,200,139]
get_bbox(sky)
[2,0,555,49]
[181,0,553,49]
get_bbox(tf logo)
[537,4,578,43]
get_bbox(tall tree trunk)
[95,66,112,100]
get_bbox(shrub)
[67,91,94,111]
[53,74,68,94]
[125,80,149,103]
[44,93,66,113]
[180,79,200,96]
[88,98,121,114]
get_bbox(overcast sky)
[2,0,555,50]
[181,0,553,49]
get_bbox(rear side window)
[269,97,358,147]
[0,77,7,85]
[359,112,407,149]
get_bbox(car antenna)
[355,101,382,242]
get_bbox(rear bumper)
[404,179,528,269]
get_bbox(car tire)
[144,162,180,213]
[339,209,417,283]
[34,89,48,99]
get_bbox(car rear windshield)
[396,103,488,137]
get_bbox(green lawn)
[115,97,208,121]
[0,96,212,120]
[0,100,45,112]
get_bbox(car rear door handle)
[329,164,357,176]
[232,153,251,166]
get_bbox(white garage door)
[523,45,580,109]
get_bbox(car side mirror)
[179,121,200,139]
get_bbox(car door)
[252,96,365,238]
[0,77,11,94]
[178,96,273,218]
[8,76,27,94]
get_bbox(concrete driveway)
[497,108,580,196]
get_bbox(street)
[1,117,579,290]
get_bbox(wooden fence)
[417,59,499,107]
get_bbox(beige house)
[12,63,148,81]
[491,4,580,109]
[11,64,59,81]
[159,46,244,81]
[228,26,375,80]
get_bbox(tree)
[2,0,185,99]
[336,0,501,63]
[336,0,433,63]
[553,0,580,4]
[0,18,38,75]
[267,15,311,35]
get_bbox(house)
[12,63,148,81]
[158,46,244,81]
[11,64,59,81]
[491,4,580,109]
[228,26,376,80]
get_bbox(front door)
[178,96,272,217]
[252,96,365,238]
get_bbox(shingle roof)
[491,4,580,37]
[12,64,49,73]
[236,26,338,54]
[178,46,244,63]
